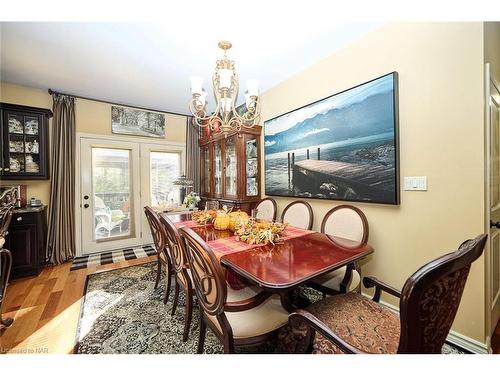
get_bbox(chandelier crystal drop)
[189,41,260,134]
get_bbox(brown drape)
[185,116,200,193]
[47,94,76,264]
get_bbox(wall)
[0,82,188,205]
[260,23,487,344]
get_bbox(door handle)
[490,220,500,229]
[84,203,89,208]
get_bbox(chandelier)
[189,41,260,134]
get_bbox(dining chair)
[160,214,194,342]
[144,206,172,304]
[0,204,14,330]
[254,197,277,222]
[309,205,369,296]
[285,234,487,354]
[179,226,289,353]
[281,200,313,230]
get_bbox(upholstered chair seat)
[307,293,399,353]
[206,295,289,339]
[0,237,4,249]
[312,266,360,293]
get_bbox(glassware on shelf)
[225,137,237,196]
[215,143,222,194]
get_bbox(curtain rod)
[47,88,189,118]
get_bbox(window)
[150,151,181,206]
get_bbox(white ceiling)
[0,21,382,115]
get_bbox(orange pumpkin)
[214,210,230,230]
[228,211,249,232]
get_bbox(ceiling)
[0,21,382,115]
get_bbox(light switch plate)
[404,176,427,191]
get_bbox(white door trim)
[75,132,186,257]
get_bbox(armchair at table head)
[286,234,488,354]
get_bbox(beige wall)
[261,23,487,343]
[0,82,187,205]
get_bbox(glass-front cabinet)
[199,126,262,213]
[0,103,52,180]
[224,137,237,197]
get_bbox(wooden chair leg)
[183,287,193,342]
[223,336,235,354]
[171,280,180,316]
[154,260,162,289]
[197,314,206,354]
[163,265,172,305]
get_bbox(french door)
[78,136,184,255]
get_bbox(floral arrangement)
[234,220,287,245]
[184,192,201,208]
[192,209,217,224]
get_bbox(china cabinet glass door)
[245,137,259,197]
[202,145,211,196]
[214,142,222,196]
[225,136,237,196]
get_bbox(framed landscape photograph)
[111,105,166,138]
[264,72,399,205]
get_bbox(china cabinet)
[199,126,261,213]
[0,103,52,180]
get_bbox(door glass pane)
[246,139,258,196]
[225,137,237,196]
[92,148,131,241]
[150,151,181,206]
[215,143,222,194]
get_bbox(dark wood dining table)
[162,213,374,300]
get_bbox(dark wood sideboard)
[3,205,47,279]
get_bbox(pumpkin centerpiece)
[213,206,231,230]
[228,210,249,232]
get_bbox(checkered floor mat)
[70,245,157,271]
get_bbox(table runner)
[174,220,314,289]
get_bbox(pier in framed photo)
[264,72,399,205]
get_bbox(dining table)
[161,212,374,311]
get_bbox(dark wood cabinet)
[199,126,262,213]
[4,205,47,279]
[0,102,52,180]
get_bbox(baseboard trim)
[361,292,490,354]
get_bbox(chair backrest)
[160,214,187,273]
[179,226,227,316]
[144,206,167,257]
[281,200,313,230]
[397,234,487,353]
[321,205,368,246]
[255,198,277,222]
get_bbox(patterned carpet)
[75,262,467,354]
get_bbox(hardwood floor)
[0,255,157,354]
[2,254,500,354]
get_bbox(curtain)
[47,94,76,264]
[185,116,200,193]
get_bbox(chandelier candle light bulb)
[189,40,261,134]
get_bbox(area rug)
[74,262,468,354]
